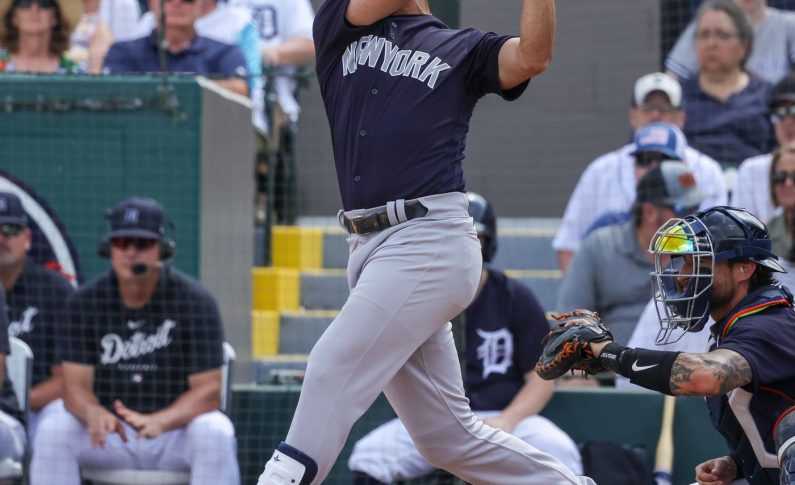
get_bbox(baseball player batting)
[257,1,595,484]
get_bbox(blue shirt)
[464,267,548,411]
[313,0,528,210]
[705,285,795,485]
[681,73,775,169]
[103,32,248,78]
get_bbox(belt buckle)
[349,214,375,235]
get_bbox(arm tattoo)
[670,349,752,396]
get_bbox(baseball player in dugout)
[257,0,595,484]
[536,206,795,485]
[29,197,240,485]
[0,191,74,443]
[347,192,583,483]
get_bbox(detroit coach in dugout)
[30,197,239,485]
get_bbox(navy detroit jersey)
[705,285,795,485]
[0,285,23,423]
[313,0,529,210]
[464,267,548,411]
[7,261,74,387]
[60,267,224,414]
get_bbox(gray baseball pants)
[284,192,594,484]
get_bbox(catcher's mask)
[649,206,785,344]
[467,192,497,263]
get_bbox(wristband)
[617,347,680,396]
[599,342,626,373]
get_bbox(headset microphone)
[132,263,148,275]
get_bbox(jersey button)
[371,89,378,95]
[359,130,367,136]
[354,176,361,182]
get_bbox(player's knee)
[414,436,458,470]
[186,411,237,455]
[777,410,795,484]
[33,405,83,453]
[257,442,318,485]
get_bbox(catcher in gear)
[537,206,795,485]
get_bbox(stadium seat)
[81,342,237,485]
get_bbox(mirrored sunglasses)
[772,104,795,122]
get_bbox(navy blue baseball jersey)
[464,267,548,411]
[0,285,23,423]
[313,0,529,210]
[59,267,224,414]
[7,261,74,387]
[705,285,795,485]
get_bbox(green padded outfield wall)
[0,75,256,378]
[0,75,203,280]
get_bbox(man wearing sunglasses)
[0,241,23,476]
[557,161,704,348]
[553,72,727,273]
[734,73,795,223]
[104,0,249,96]
[0,191,74,446]
[30,197,240,485]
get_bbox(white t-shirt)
[666,7,795,84]
[98,0,141,42]
[731,153,774,223]
[231,0,314,122]
[552,144,728,253]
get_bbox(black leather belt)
[343,200,428,235]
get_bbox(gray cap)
[636,161,704,213]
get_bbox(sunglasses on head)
[111,237,158,251]
[13,0,57,9]
[773,170,795,185]
[0,224,25,237]
[635,152,668,168]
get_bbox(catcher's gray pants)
[284,192,594,485]
[0,408,25,463]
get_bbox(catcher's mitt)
[534,309,614,380]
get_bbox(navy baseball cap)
[636,161,704,212]
[631,122,686,160]
[771,74,795,106]
[106,198,166,240]
[0,191,27,226]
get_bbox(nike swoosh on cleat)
[631,360,658,372]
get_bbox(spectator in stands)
[348,193,583,484]
[557,161,704,345]
[103,0,248,96]
[29,197,239,485]
[669,0,795,85]
[0,191,74,443]
[67,0,141,73]
[0,285,24,474]
[764,142,795,257]
[678,0,775,169]
[733,73,795,221]
[553,80,727,272]
[0,0,82,73]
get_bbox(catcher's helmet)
[649,206,784,343]
[467,192,497,263]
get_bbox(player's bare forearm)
[29,366,63,412]
[263,37,315,67]
[62,362,104,423]
[503,372,555,422]
[669,349,752,397]
[150,368,222,433]
[346,0,417,26]
[498,0,556,89]
[215,78,249,97]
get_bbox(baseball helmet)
[467,192,497,263]
[649,206,784,344]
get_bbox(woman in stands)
[0,0,82,73]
